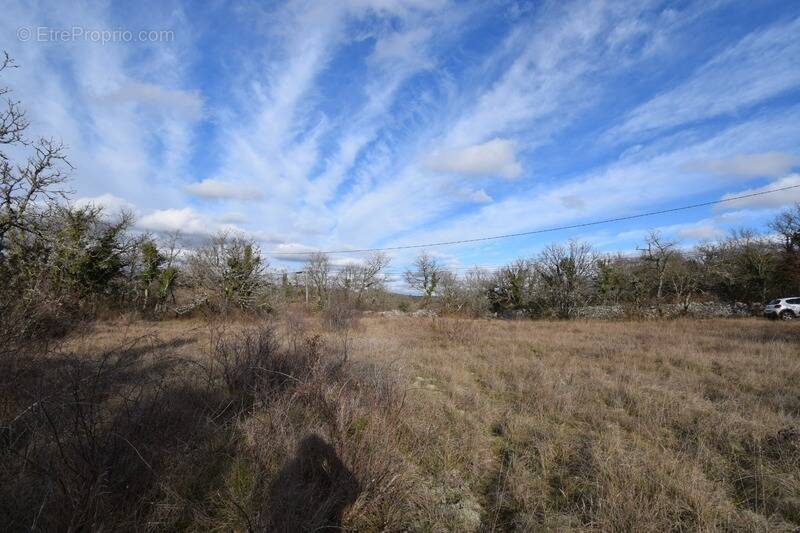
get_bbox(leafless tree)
[770,203,800,253]
[697,229,779,303]
[305,252,331,305]
[733,229,778,303]
[461,267,492,316]
[668,253,704,312]
[436,270,464,313]
[536,240,596,318]
[770,204,800,294]
[0,52,27,146]
[334,252,390,307]
[404,251,442,306]
[357,251,390,304]
[638,230,676,301]
[0,52,72,259]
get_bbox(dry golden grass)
[343,316,800,531]
[3,315,798,531]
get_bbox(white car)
[764,298,800,320]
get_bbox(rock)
[378,309,405,318]
[375,309,438,318]
[573,305,625,319]
[174,296,208,316]
[495,309,530,320]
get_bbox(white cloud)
[560,194,585,209]
[218,212,249,224]
[424,138,522,178]
[676,223,724,241]
[682,151,800,179]
[603,219,726,249]
[370,27,432,65]
[138,207,216,235]
[98,81,204,121]
[717,174,800,210]
[73,194,135,215]
[184,179,264,200]
[456,188,493,203]
[361,107,800,255]
[268,242,324,262]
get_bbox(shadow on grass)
[266,434,360,532]
[0,340,236,531]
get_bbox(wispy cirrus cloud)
[3,0,800,273]
[370,105,800,255]
[1,0,201,213]
[608,16,800,141]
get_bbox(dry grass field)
[3,315,799,531]
[355,317,800,531]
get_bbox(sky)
[3,0,800,286]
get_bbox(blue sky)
[3,0,800,283]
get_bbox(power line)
[267,183,800,256]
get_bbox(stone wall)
[573,301,756,319]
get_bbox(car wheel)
[779,310,795,321]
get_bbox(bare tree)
[536,240,595,318]
[770,203,800,295]
[0,52,28,146]
[638,230,676,301]
[770,203,800,253]
[436,270,464,313]
[698,229,779,304]
[462,267,492,316]
[668,253,703,312]
[0,53,71,258]
[306,252,331,305]
[404,252,442,306]
[733,229,778,303]
[334,251,390,307]
[357,251,390,304]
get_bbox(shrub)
[1,321,413,531]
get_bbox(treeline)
[401,217,800,318]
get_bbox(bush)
[1,321,413,531]
[212,325,281,399]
